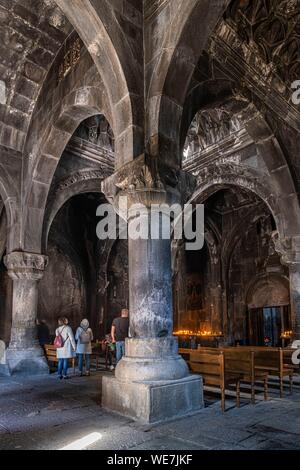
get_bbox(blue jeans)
[78,353,91,372]
[116,341,125,363]
[58,358,68,377]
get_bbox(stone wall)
[37,242,86,337]
[0,259,12,345]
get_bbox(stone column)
[288,264,300,340]
[4,252,49,375]
[102,157,203,423]
[116,189,190,382]
[273,233,300,341]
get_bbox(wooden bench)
[44,344,76,375]
[182,347,269,404]
[235,346,295,397]
[225,345,296,397]
[221,349,268,404]
[180,346,295,399]
[178,348,194,363]
[253,348,294,398]
[188,350,241,413]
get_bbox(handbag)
[53,326,66,349]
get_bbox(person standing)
[111,308,129,363]
[36,319,50,350]
[104,334,116,371]
[76,319,93,376]
[55,317,76,380]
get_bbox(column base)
[6,347,49,376]
[116,337,189,382]
[0,365,10,376]
[102,375,204,424]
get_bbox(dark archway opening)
[39,192,107,339]
[174,185,291,348]
[40,112,115,341]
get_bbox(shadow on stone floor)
[0,371,299,450]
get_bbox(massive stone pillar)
[273,233,300,341]
[102,156,203,423]
[4,252,49,375]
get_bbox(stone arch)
[188,162,299,243]
[180,76,300,242]
[242,104,300,239]
[54,0,143,165]
[148,0,229,166]
[42,170,109,252]
[23,86,113,254]
[246,273,290,309]
[43,181,128,312]
[180,78,238,154]
[181,79,299,227]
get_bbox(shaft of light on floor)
[60,432,102,450]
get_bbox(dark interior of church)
[0,0,300,453]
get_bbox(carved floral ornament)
[272,231,300,265]
[226,0,300,83]
[111,155,196,207]
[4,252,48,280]
[57,169,110,192]
[58,38,81,82]
[194,162,258,187]
[184,109,242,157]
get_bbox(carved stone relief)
[226,0,300,84]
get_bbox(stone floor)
[0,370,299,450]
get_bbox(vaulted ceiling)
[184,0,300,186]
[226,0,300,85]
[0,0,73,153]
[1,0,300,185]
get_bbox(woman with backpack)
[55,317,76,380]
[75,319,94,376]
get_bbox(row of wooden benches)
[44,343,298,413]
[179,346,299,413]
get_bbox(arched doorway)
[247,274,291,347]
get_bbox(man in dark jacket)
[111,309,129,363]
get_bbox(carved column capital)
[272,232,300,267]
[101,153,196,215]
[4,252,48,281]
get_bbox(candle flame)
[281,330,293,339]
[173,329,222,337]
